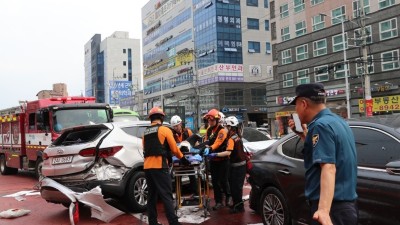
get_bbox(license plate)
[52,156,73,165]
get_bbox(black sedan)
[248,120,400,225]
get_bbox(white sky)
[0,0,149,109]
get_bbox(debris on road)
[0,209,31,219]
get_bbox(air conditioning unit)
[248,49,256,53]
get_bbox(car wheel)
[126,171,147,212]
[260,187,290,225]
[35,158,43,179]
[0,154,18,175]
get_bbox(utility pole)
[359,0,372,117]
[192,50,201,132]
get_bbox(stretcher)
[171,152,211,218]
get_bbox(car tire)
[0,154,18,175]
[35,158,43,179]
[126,171,147,212]
[260,187,290,225]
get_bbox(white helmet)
[170,115,182,126]
[225,116,239,127]
[218,112,225,125]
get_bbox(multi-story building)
[142,0,273,130]
[84,31,141,107]
[267,0,400,136]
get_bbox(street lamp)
[320,14,351,119]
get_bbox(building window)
[265,20,270,31]
[356,55,374,75]
[381,50,399,71]
[334,63,348,79]
[247,0,258,7]
[280,3,289,19]
[312,14,325,31]
[264,0,269,8]
[332,33,348,52]
[225,88,244,105]
[295,21,306,37]
[281,49,292,65]
[271,22,277,40]
[283,72,293,87]
[296,44,308,61]
[123,49,126,54]
[353,0,370,18]
[266,42,271,54]
[311,0,324,5]
[380,18,398,40]
[379,0,395,9]
[123,61,126,66]
[331,6,346,25]
[251,89,267,105]
[248,18,260,30]
[314,66,329,82]
[314,65,329,82]
[354,25,372,46]
[297,69,309,84]
[248,41,261,53]
[294,0,305,13]
[281,26,290,41]
[313,39,327,57]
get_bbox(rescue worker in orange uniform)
[202,108,231,210]
[142,107,190,225]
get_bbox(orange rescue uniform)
[142,122,183,169]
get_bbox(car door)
[278,136,309,224]
[351,125,400,225]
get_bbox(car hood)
[243,140,277,153]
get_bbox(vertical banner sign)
[109,81,132,105]
[365,98,373,117]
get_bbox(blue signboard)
[185,117,194,130]
[109,81,132,105]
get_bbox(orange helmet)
[148,106,165,118]
[204,108,220,120]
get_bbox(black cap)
[290,83,326,105]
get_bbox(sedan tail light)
[79,146,123,158]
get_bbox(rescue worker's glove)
[207,153,217,159]
[180,156,191,166]
[199,147,210,156]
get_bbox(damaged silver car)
[39,121,150,212]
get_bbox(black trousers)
[309,200,358,225]
[145,169,179,225]
[210,159,230,204]
[229,164,246,209]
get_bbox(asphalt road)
[0,171,263,225]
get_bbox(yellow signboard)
[275,111,296,117]
[358,95,400,112]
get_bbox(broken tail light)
[79,146,123,158]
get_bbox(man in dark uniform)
[142,107,190,225]
[289,83,358,225]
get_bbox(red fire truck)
[0,97,113,178]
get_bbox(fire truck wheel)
[0,154,18,175]
[35,158,43,179]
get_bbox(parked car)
[242,127,277,154]
[112,108,141,121]
[248,120,400,225]
[40,121,151,212]
[255,127,272,139]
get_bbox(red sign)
[365,98,373,117]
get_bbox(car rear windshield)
[53,128,108,146]
[242,127,271,142]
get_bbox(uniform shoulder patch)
[312,134,319,147]
[218,133,224,140]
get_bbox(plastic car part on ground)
[0,208,31,219]
[40,177,124,225]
